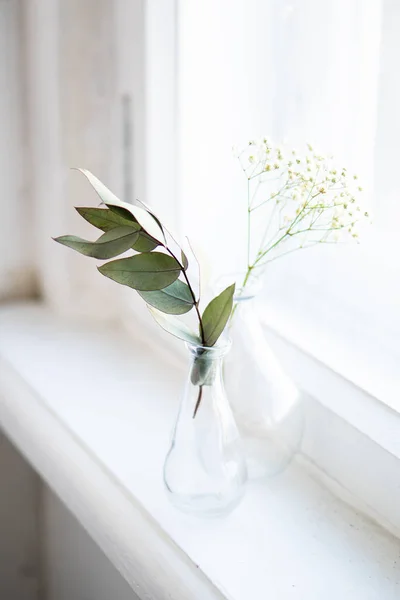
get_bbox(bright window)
[174,0,400,411]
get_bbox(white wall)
[0,0,36,300]
[0,431,40,600]
[42,487,140,600]
[0,431,140,600]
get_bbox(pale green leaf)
[75,207,138,231]
[76,169,165,243]
[138,280,194,314]
[181,250,189,270]
[201,283,235,346]
[147,307,201,344]
[98,251,181,291]
[53,226,140,260]
[132,232,159,253]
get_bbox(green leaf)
[201,283,235,346]
[76,169,165,243]
[132,232,159,253]
[98,252,181,291]
[191,354,217,387]
[75,207,138,231]
[75,206,159,252]
[138,280,194,314]
[147,307,201,344]
[181,250,189,270]
[53,226,140,260]
[134,199,165,238]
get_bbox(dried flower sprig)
[54,169,235,417]
[235,138,371,290]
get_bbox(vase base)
[242,436,299,480]
[165,489,245,518]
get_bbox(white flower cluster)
[236,138,370,266]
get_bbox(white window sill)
[0,302,399,600]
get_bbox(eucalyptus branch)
[53,168,236,420]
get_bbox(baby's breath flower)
[236,137,370,265]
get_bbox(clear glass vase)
[163,341,247,517]
[223,281,304,481]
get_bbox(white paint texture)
[0,431,40,600]
[0,0,35,299]
[43,487,140,600]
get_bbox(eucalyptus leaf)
[132,232,159,253]
[190,354,217,386]
[76,169,165,243]
[138,280,194,315]
[53,226,140,260]
[75,207,138,231]
[181,250,189,270]
[147,307,201,344]
[98,252,181,291]
[202,283,235,346]
[134,199,165,238]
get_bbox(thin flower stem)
[254,231,290,265]
[247,180,251,268]
[255,242,318,266]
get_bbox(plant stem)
[193,385,203,418]
[247,180,251,269]
[164,245,206,419]
[165,246,205,345]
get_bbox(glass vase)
[163,340,247,517]
[223,281,304,481]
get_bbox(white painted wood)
[23,0,118,318]
[1,303,400,600]
[0,0,35,299]
[143,0,178,226]
[0,305,224,600]
[43,487,140,600]
[23,0,148,319]
[0,431,40,600]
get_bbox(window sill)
[0,302,399,600]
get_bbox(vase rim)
[186,338,232,358]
